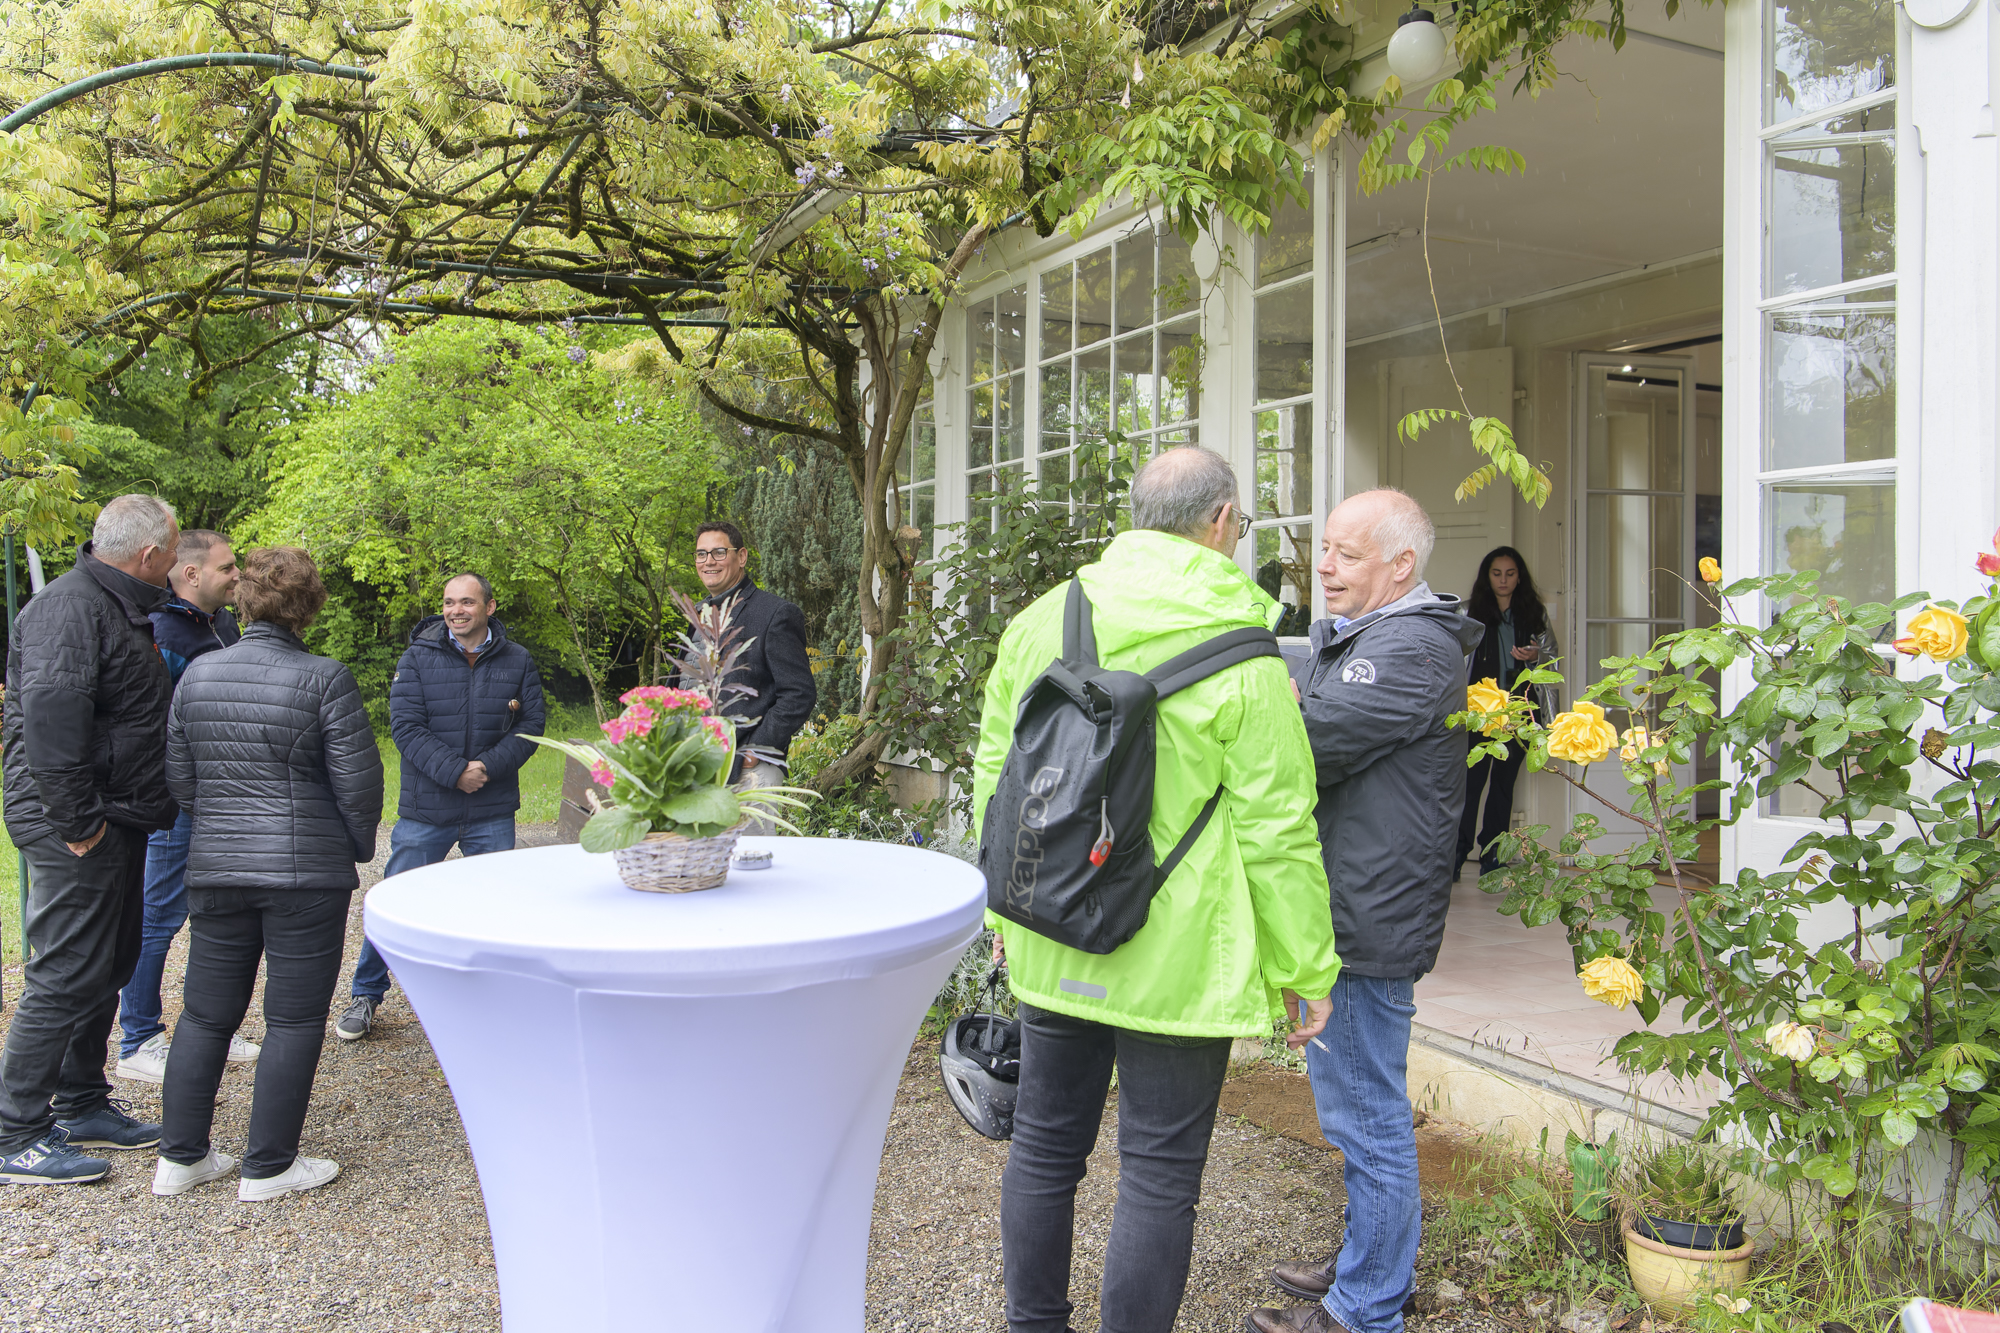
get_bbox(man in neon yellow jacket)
[972,446,1341,1333]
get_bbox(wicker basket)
[612,819,751,893]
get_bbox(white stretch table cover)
[364,837,985,1332]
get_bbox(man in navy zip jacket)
[337,573,544,1041]
[114,531,256,1084]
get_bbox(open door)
[1570,353,1698,850]
[1380,348,1515,604]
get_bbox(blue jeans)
[117,810,194,1058]
[1305,972,1422,1333]
[350,816,515,1001]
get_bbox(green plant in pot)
[1622,1143,1753,1313]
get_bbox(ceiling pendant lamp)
[1386,5,1450,84]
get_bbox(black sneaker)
[0,1127,111,1185]
[56,1098,161,1150]
[336,996,378,1042]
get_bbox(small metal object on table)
[365,836,984,1332]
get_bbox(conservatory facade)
[911,0,1998,894]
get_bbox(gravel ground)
[0,827,1523,1333]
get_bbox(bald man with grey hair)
[0,496,184,1184]
[1250,488,1483,1333]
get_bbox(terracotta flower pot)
[1622,1222,1754,1313]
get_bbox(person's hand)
[991,934,1006,965]
[1511,644,1540,662]
[65,822,107,857]
[1290,678,1302,704]
[1284,989,1333,1051]
[456,761,489,793]
[741,753,761,770]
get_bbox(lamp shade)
[1386,7,1449,84]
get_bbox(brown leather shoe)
[1245,1303,1353,1333]
[1270,1252,1338,1300]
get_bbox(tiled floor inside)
[1417,867,1722,1118]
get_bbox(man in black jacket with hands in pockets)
[0,495,184,1185]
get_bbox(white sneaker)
[115,1033,170,1085]
[238,1155,340,1202]
[226,1034,261,1063]
[153,1149,238,1196]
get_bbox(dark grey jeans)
[1000,1003,1233,1333]
[160,888,351,1178]
[0,825,148,1154]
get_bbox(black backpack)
[978,578,1282,955]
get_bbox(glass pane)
[996,284,1027,376]
[968,470,994,544]
[1585,366,1683,492]
[997,372,1024,462]
[1255,284,1314,404]
[1769,138,1894,297]
[971,297,996,383]
[1255,406,1313,520]
[1041,450,1075,509]
[1116,332,1155,433]
[1257,180,1314,286]
[1116,228,1156,336]
[1585,494,1685,620]
[1040,265,1073,359]
[1776,101,1895,138]
[1767,479,1895,609]
[1159,229,1199,317]
[1158,318,1200,424]
[899,404,935,485]
[969,382,994,469]
[1077,344,1112,432]
[1040,362,1073,443]
[1766,300,1894,469]
[1256,524,1314,637]
[1076,246,1113,348]
[1769,0,1894,126]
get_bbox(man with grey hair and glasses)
[975,446,1339,1333]
[0,495,184,1184]
[1250,489,1483,1333]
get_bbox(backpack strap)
[1153,784,1224,890]
[1062,578,1098,667]
[1145,627,1282,697]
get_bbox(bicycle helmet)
[939,966,1020,1140]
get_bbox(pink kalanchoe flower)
[702,716,732,746]
[589,761,615,789]
[622,702,656,737]
[601,716,630,744]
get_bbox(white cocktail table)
[363,836,986,1332]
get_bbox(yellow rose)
[1546,700,1619,764]
[1466,677,1511,736]
[1903,606,1969,662]
[1699,557,1722,584]
[1579,955,1645,1010]
[1620,726,1671,775]
[1764,1021,1817,1062]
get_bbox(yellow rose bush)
[1578,955,1645,1010]
[1544,700,1618,764]
[1464,555,2000,1206]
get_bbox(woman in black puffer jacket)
[156,547,383,1203]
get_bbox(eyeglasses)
[1214,507,1251,540]
[693,547,740,563]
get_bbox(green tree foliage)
[739,444,865,718]
[73,314,313,530]
[247,322,723,719]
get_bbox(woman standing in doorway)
[1458,547,1558,882]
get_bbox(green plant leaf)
[659,784,741,828]
[580,805,651,853]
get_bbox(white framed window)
[1251,167,1318,635]
[894,391,936,557]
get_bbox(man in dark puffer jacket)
[338,573,544,1040]
[0,496,182,1186]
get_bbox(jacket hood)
[410,614,512,653]
[1309,583,1484,656]
[1075,530,1281,658]
[158,596,216,623]
[78,543,170,618]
